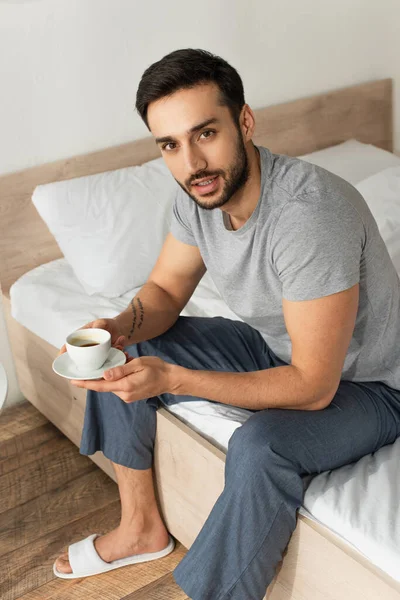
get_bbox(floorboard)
[122,572,190,600]
[0,437,96,514]
[0,469,119,557]
[0,422,62,477]
[0,402,187,600]
[0,402,48,443]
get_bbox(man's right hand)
[58,318,125,356]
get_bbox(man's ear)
[240,104,256,142]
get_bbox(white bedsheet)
[10,258,239,350]
[10,258,400,583]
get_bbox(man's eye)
[162,143,176,151]
[201,130,215,139]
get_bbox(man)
[54,49,400,599]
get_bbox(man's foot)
[54,523,170,575]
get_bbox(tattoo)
[137,297,144,330]
[128,297,145,339]
[128,298,137,340]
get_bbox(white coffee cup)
[66,328,111,372]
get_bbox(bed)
[1,78,400,599]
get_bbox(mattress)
[10,257,400,583]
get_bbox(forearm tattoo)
[128,297,145,340]
[137,297,144,330]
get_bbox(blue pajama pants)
[80,316,400,600]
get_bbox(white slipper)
[53,533,175,579]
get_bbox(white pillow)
[299,140,400,185]
[355,166,400,272]
[32,158,179,298]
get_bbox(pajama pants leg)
[79,316,400,599]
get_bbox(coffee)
[70,339,100,347]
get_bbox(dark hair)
[135,48,245,130]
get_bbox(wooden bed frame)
[1,78,399,599]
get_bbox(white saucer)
[52,348,127,380]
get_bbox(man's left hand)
[71,355,176,403]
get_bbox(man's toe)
[55,552,73,574]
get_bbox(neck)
[220,144,261,231]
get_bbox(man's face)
[147,83,250,210]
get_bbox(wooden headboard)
[0,78,392,296]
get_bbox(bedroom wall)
[0,0,398,407]
[0,0,398,177]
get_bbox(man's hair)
[135,48,245,130]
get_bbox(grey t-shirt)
[170,145,400,390]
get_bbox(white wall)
[0,0,398,177]
[0,0,398,406]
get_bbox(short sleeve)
[271,194,365,301]
[170,191,198,247]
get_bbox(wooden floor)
[0,402,189,600]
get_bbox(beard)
[175,131,251,211]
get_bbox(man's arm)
[170,284,359,411]
[74,283,359,411]
[114,233,206,344]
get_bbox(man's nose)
[184,146,207,176]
